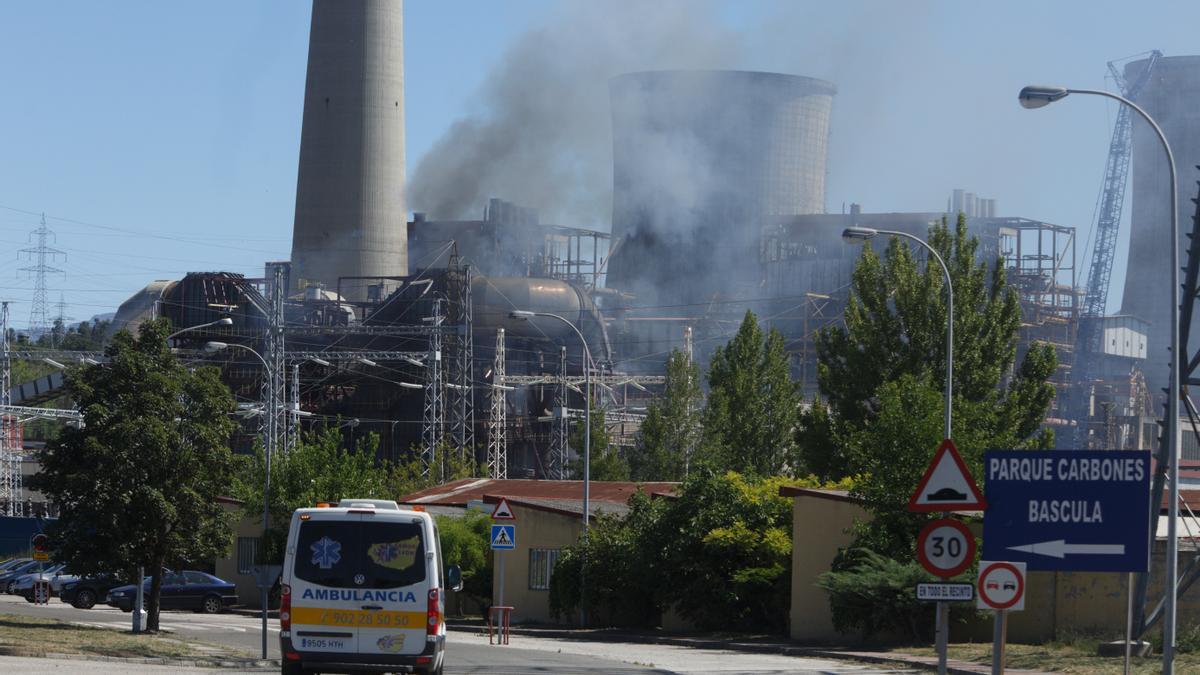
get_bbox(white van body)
[279,499,446,675]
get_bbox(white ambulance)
[279,499,461,675]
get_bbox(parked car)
[60,574,125,610]
[0,558,32,572]
[106,571,237,614]
[13,564,70,601]
[0,560,45,594]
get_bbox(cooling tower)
[1120,56,1200,393]
[607,70,835,306]
[290,0,407,301]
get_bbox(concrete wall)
[213,508,264,609]
[491,503,582,624]
[783,488,1200,644]
[787,493,869,642]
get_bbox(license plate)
[299,637,347,650]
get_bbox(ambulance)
[279,499,461,675]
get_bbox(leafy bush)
[550,470,816,633]
[817,548,942,641]
[549,495,663,627]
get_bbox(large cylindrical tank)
[1120,55,1200,394]
[607,70,836,307]
[290,0,407,301]
[473,276,612,361]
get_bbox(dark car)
[60,574,126,610]
[0,560,44,594]
[106,571,237,614]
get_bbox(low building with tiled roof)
[399,478,678,625]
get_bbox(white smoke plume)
[407,0,744,228]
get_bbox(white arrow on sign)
[1007,540,1125,558]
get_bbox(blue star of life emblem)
[311,536,342,569]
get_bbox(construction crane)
[1069,50,1162,449]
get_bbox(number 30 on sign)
[917,518,976,578]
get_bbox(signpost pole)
[936,602,948,674]
[1125,572,1133,675]
[991,610,1006,675]
[132,565,144,633]
[497,550,505,609]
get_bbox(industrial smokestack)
[1121,55,1200,394]
[290,0,407,301]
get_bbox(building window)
[528,548,560,590]
[237,537,260,575]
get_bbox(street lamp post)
[1019,84,1181,671]
[509,310,591,624]
[204,340,273,660]
[167,316,231,341]
[844,226,954,675]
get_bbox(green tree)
[550,471,804,633]
[567,407,629,481]
[805,215,1057,556]
[233,427,392,564]
[435,511,493,615]
[33,319,237,632]
[701,311,800,475]
[630,349,702,481]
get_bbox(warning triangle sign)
[908,438,987,512]
[491,497,517,521]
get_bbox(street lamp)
[167,316,231,340]
[509,309,592,624]
[204,340,273,659]
[1019,83,1181,671]
[843,227,954,440]
[844,226,954,674]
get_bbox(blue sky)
[0,0,1198,330]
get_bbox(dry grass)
[895,639,1200,674]
[0,612,244,661]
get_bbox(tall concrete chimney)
[290,0,407,301]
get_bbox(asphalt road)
[0,594,910,674]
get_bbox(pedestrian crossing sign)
[491,524,516,550]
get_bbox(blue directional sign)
[491,524,516,550]
[982,450,1150,572]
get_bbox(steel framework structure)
[447,261,475,461]
[0,302,21,516]
[422,298,444,476]
[486,329,507,479]
[1137,171,1200,637]
[262,263,288,460]
[18,214,65,337]
[547,346,569,480]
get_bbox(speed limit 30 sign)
[917,518,976,578]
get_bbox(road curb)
[445,623,1051,675]
[1,650,280,670]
